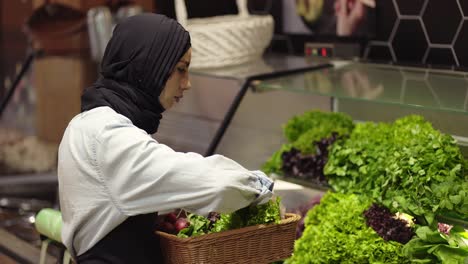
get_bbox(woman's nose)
[184,79,192,90]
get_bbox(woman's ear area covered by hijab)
[100,13,191,98]
[81,13,191,134]
[159,48,192,110]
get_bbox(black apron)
[77,213,163,264]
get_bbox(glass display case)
[2,53,467,224]
[213,60,468,169]
[211,59,468,217]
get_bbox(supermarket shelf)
[271,174,330,192]
[273,179,325,211]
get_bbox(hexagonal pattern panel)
[367,45,393,62]
[392,20,428,63]
[366,0,468,68]
[454,21,468,67]
[459,0,468,17]
[426,48,456,67]
[423,0,462,44]
[395,0,426,16]
[375,0,397,41]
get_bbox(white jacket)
[58,106,273,256]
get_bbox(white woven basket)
[175,0,274,69]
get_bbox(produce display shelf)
[272,174,330,192]
[274,175,468,229]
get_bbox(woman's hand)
[335,0,367,36]
[251,171,274,205]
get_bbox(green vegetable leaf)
[262,110,354,175]
[325,115,468,220]
[288,192,409,264]
[182,198,282,237]
[404,225,468,264]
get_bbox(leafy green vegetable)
[262,110,354,175]
[291,123,352,154]
[177,213,211,238]
[287,192,409,264]
[262,144,293,175]
[213,197,282,231]
[244,196,282,226]
[211,213,235,233]
[283,111,354,143]
[364,203,415,244]
[325,115,468,223]
[402,225,468,263]
[181,197,282,237]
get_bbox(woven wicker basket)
[175,0,274,69]
[155,213,300,264]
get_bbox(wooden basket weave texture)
[156,213,300,264]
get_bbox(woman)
[58,13,273,263]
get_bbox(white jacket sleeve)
[95,121,273,217]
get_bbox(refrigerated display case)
[209,59,468,220]
[212,60,468,170]
[226,61,468,264]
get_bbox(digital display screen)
[282,0,376,38]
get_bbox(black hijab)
[81,13,191,134]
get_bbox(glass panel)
[154,75,243,155]
[215,88,332,170]
[215,60,468,170]
[256,62,468,115]
[190,54,331,80]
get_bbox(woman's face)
[159,48,192,110]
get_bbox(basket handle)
[175,0,249,27]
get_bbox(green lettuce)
[262,110,354,175]
[183,197,282,237]
[402,225,468,263]
[287,192,409,264]
[325,115,468,223]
